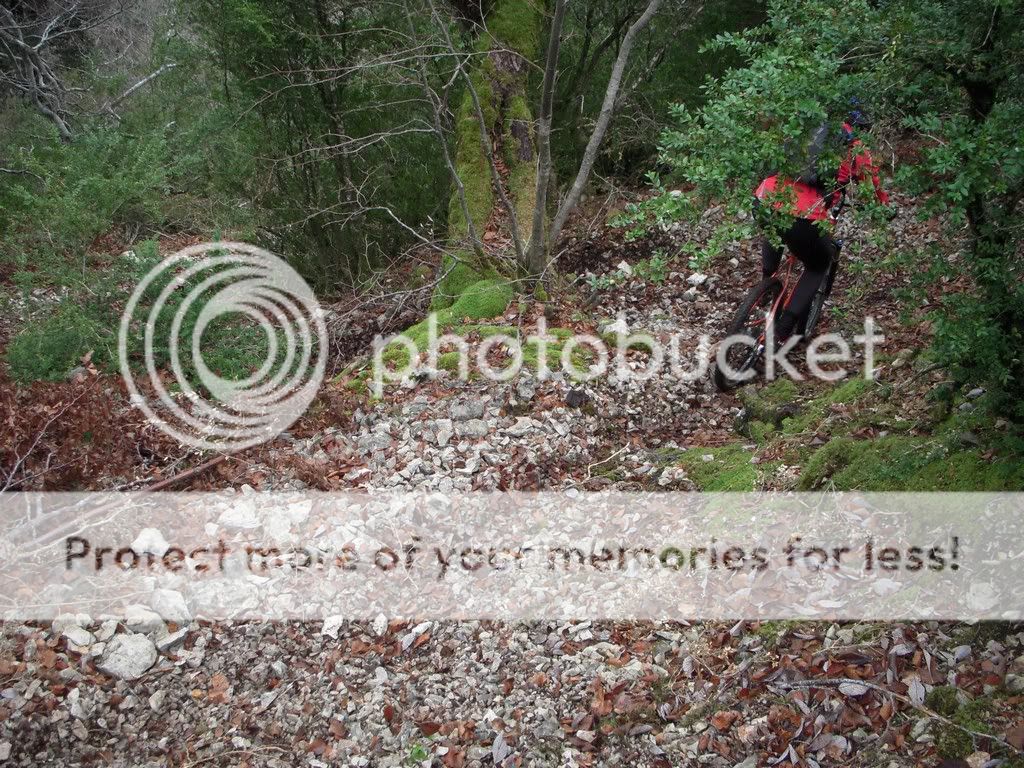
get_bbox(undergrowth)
[733,377,1024,491]
[4,241,289,387]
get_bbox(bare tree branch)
[548,0,664,252]
[0,1,133,141]
[102,61,177,116]
[0,166,43,181]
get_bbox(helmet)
[847,97,872,127]
[842,98,872,143]
[847,109,872,129]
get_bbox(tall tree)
[428,0,670,293]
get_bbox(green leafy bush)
[4,303,112,382]
[0,110,170,282]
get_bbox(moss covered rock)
[738,378,800,426]
[449,279,513,319]
[432,256,498,311]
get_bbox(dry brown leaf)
[416,721,441,737]
[879,699,894,722]
[328,718,346,739]
[1006,722,1024,751]
[37,648,57,669]
[591,679,612,717]
[307,738,329,756]
[710,709,740,732]
[442,747,465,767]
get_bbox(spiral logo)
[118,242,327,450]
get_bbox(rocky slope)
[3,197,1023,766]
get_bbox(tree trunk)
[443,0,541,274]
[527,0,568,276]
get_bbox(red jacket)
[837,135,890,206]
[755,126,890,221]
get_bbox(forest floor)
[1,195,1023,766]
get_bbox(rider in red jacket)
[754,114,891,342]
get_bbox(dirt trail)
[219,197,924,495]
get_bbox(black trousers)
[761,217,836,338]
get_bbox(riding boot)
[772,309,800,345]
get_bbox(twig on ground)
[774,677,1021,754]
[585,446,628,480]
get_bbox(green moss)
[781,379,874,436]
[910,450,1024,490]
[935,725,973,759]
[501,94,537,244]
[506,95,532,121]
[741,379,875,440]
[449,279,513,319]
[748,420,776,444]
[448,0,540,247]
[652,447,687,467]
[926,686,959,717]
[447,39,498,242]
[449,93,493,241]
[745,377,1022,491]
[753,620,802,647]
[590,462,627,483]
[798,436,924,490]
[852,624,885,643]
[739,378,800,424]
[469,63,499,128]
[519,327,572,372]
[473,324,518,338]
[509,161,536,242]
[437,351,462,371]
[955,621,1021,647]
[432,256,497,311]
[676,446,757,491]
[927,690,998,759]
[485,0,541,61]
[957,698,994,732]
[408,264,432,289]
[377,316,579,378]
[824,378,871,404]
[345,377,367,395]
[379,273,513,372]
[798,435,1024,491]
[602,333,657,355]
[503,96,533,167]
